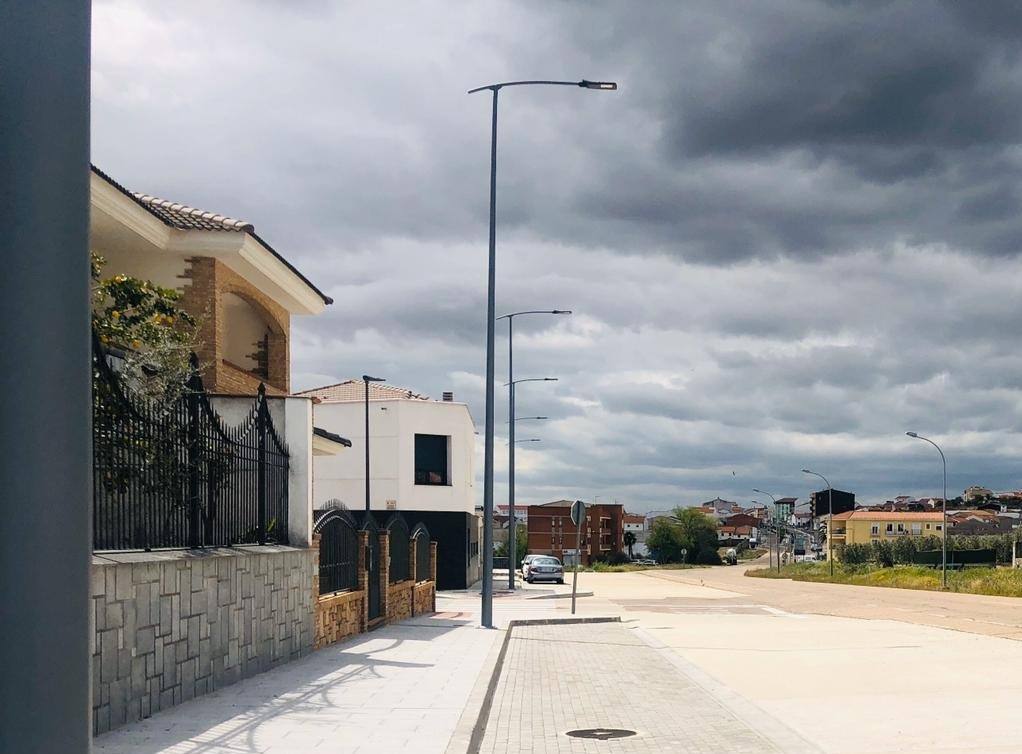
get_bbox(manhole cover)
[565,728,637,740]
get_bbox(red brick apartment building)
[526,500,624,566]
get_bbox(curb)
[524,590,594,600]
[453,616,620,754]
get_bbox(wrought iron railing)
[412,523,431,582]
[315,509,358,593]
[92,336,289,551]
[387,514,410,583]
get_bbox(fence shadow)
[94,619,470,754]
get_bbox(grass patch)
[737,548,767,561]
[569,562,702,573]
[747,562,1022,598]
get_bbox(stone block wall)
[312,530,367,649]
[386,580,414,623]
[412,582,435,616]
[90,546,314,735]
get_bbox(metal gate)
[363,516,382,621]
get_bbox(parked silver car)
[523,555,564,584]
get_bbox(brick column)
[378,530,390,622]
[357,531,368,632]
[430,541,438,612]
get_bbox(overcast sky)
[92,1,1022,512]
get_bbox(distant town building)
[830,510,944,559]
[773,497,797,522]
[964,485,994,503]
[526,501,624,566]
[810,489,856,518]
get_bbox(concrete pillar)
[282,397,313,547]
[0,3,92,751]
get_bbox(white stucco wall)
[311,398,475,514]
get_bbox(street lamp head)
[551,309,572,315]
[362,375,386,383]
[579,80,617,90]
[801,468,812,475]
[906,431,919,438]
[543,377,558,381]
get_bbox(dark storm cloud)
[91,1,1022,510]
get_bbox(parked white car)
[523,556,564,584]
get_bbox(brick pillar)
[430,541,438,612]
[357,531,368,632]
[311,532,322,648]
[378,530,390,622]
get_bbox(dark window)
[415,434,449,485]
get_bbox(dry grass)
[747,562,1022,598]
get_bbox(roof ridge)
[132,192,254,232]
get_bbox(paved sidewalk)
[479,621,815,754]
[94,614,498,754]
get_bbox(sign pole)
[570,500,585,615]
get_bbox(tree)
[623,530,637,560]
[91,252,200,405]
[671,506,722,565]
[495,523,527,567]
[647,519,685,563]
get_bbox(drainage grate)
[565,728,637,740]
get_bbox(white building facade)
[298,382,476,514]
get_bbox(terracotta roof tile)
[832,510,944,522]
[132,193,254,232]
[296,380,430,402]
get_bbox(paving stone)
[479,622,783,754]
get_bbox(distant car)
[633,558,658,566]
[523,555,564,584]
[520,554,541,574]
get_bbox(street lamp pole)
[498,309,570,590]
[363,375,385,513]
[469,78,616,629]
[907,432,948,588]
[753,489,781,572]
[802,469,834,577]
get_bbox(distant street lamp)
[907,432,948,588]
[470,79,616,629]
[753,488,781,573]
[498,309,570,590]
[802,469,834,577]
[362,375,385,513]
[513,438,542,444]
[502,375,557,589]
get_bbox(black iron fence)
[412,524,431,582]
[387,514,410,583]
[92,337,289,551]
[315,509,359,593]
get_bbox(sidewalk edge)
[448,616,620,754]
[631,625,823,754]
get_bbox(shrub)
[842,543,871,565]
[871,540,895,567]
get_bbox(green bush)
[871,540,895,567]
[841,543,871,565]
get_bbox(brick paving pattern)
[479,622,782,754]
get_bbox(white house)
[297,381,476,514]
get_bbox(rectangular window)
[897,523,905,533]
[911,524,922,535]
[871,524,879,536]
[886,523,894,533]
[414,434,450,485]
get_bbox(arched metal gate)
[362,515,382,621]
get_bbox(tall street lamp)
[363,375,385,513]
[753,489,781,573]
[498,309,570,590]
[907,431,949,588]
[503,376,557,589]
[802,469,834,577]
[470,79,616,629]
